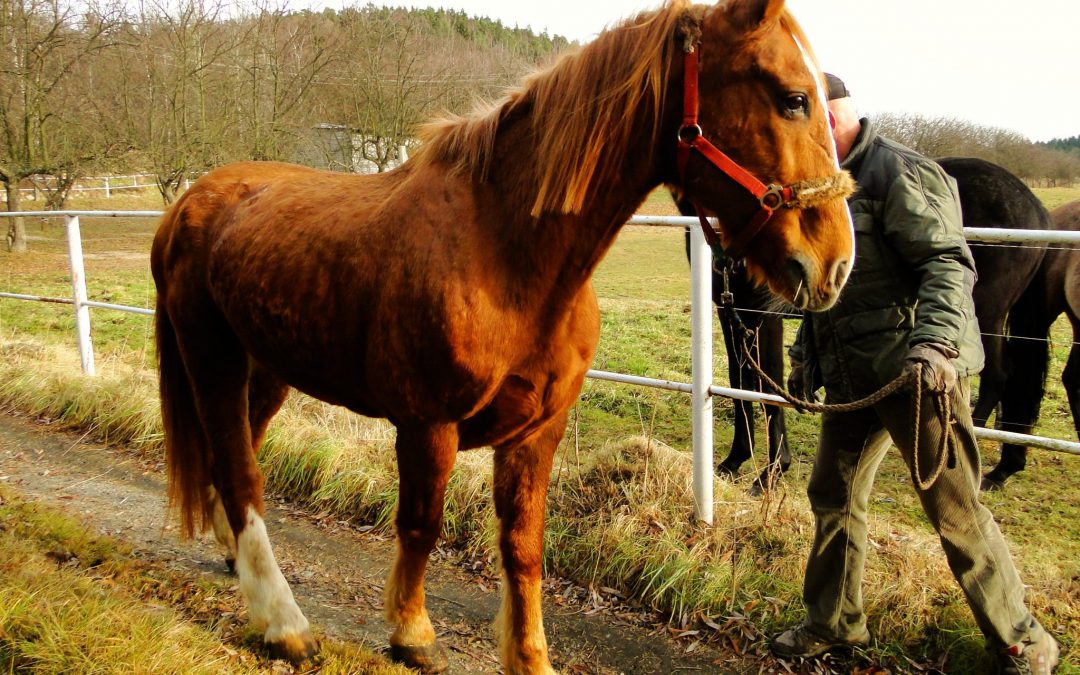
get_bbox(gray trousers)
[803,379,1043,647]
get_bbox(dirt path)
[0,411,753,674]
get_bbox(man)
[770,74,1060,674]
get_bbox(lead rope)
[716,263,956,490]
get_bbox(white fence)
[2,210,1079,524]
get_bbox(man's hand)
[787,358,805,397]
[787,358,819,402]
[904,343,958,394]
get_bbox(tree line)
[2,0,1076,252]
[874,114,1080,188]
[1,0,569,251]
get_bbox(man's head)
[823,72,860,161]
[824,73,849,102]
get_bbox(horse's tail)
[153,203,213,539]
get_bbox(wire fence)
[2,210,1079,522]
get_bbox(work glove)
[904,343,959,394]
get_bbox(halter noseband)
[675,43,853,256]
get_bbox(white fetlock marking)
[384,546,436,647]
[497,572,551,674]
[207,486,237,559]
[235,506,311,642]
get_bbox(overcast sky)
[306,0,1078,142]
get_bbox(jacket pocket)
[834,305,914,340]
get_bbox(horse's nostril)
[831,259,851,288]
[785,258,808,286]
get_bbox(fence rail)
[2,210,1079,523]
[0,174,177,202]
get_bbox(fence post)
[689,225,714,524]
[65,215,96,376]
[104,176,111,199]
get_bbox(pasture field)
[1,187,1078,673]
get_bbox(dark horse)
[982,199,1080,489]
[150,1,855,672]
[688,156,1052,492]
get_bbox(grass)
[1032,185,1080,210]
[0,486,407,674]
[1,187,1078,673]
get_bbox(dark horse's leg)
[971,309,1008,427]
[1065,340,1080,441]
[1065,286,1080,441]
[385,423,457,673]
[492,412,567,675]
[752,310,790,492]
[716,305,755,477]
[717,304,790,492]
[982,300,1053,491]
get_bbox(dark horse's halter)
[675,43,852,257]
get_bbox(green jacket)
[790,118,984,402]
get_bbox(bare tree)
[0,0,120,251]
[320,7,460,172]
[102,0,245,204]
[231,5,337,161]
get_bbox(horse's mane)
[415,0,699,217]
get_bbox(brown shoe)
[769,625,870,659]
[997,632,1060,675]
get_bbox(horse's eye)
[782,93,809,117]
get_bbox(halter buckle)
[759,184,789,210]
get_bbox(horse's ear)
[725,0,786,32]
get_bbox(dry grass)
[0,485,407,674]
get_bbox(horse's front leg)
[493,412,566,675]
[386,423,458,673]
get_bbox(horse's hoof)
[266,632,319,664]
[390,642,449,673]
[749,465,789,496]
[225,556,236,574]
[980,475,1007,492]
[716,462,739,479]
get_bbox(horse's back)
[150,161,402,408]
[936,157,1051,319]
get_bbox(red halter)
[676,46,797,255]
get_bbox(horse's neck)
[484,125,661,308]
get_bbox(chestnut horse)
[150,0,853,672]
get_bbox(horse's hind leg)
[176,322,315,662]
[385,423,458,673]
[208,364,289,573]
[972,313,1008,427]
[493,414,565,675]
[983,308,1053,490]
[1064,327,1080,440]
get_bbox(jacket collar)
[840,116,876,177]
